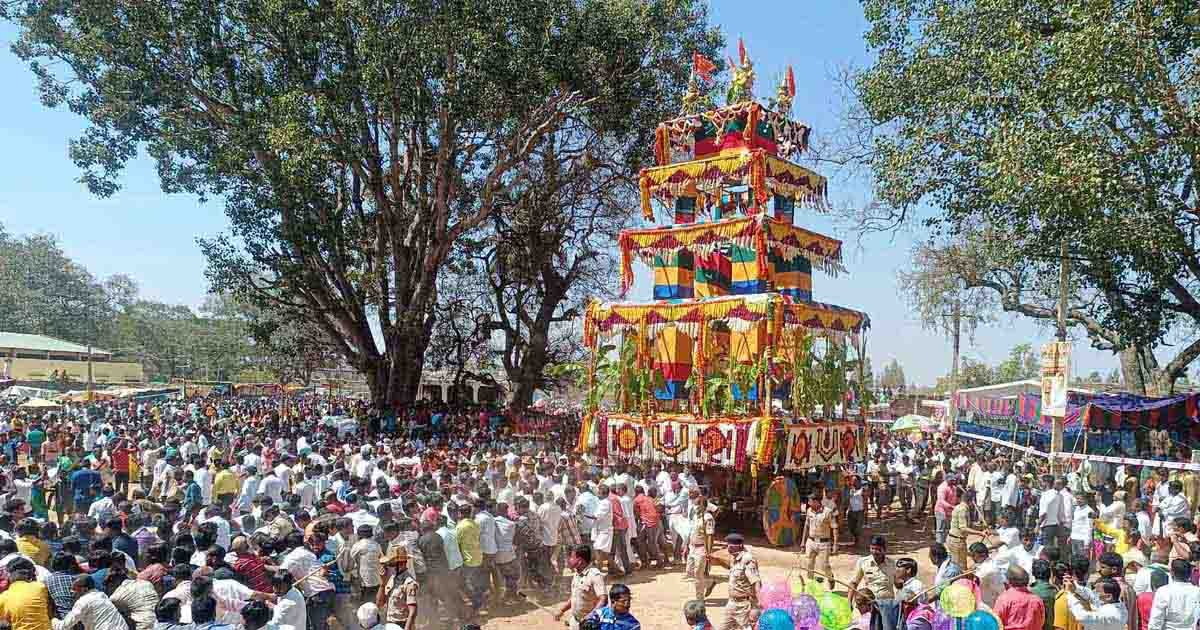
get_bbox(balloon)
[964,610,1000,630]
[939,583,977,619]
[790,577,807,598]
[931,609,954,630]
[804,576,831,598]
[758,579,793,610]
[757,608,795,630]
[818,591,853,630]
[789,594,821,626]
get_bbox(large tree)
[0,224,134,347]
[5,0,719,407]
[848,0,1200,395]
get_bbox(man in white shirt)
[996,529,1038,575]
[1065,575,1128,630]
[1146,559,1200,630]
[1155,482,1190,538]
[537,492,563,577]
[259,469,284,505]
[1037,475,1063,556]
[969,542,1006,608]
[282,536,336,630]
[1057,477,1076,553]
[970,461,992,526]
[237,467,261,515]
[1067,490,1094,556]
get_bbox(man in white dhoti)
[592,483,615,572]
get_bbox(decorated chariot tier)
[576,43,871,476]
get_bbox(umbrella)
[890,414,930,432]
[18,397,62,409]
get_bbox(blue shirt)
[319,550,351,594]
[70,469,102,502]
[587,606,641,630]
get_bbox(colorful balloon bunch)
[756,579,851,630]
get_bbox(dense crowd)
[0,396,1196,630]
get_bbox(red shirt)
[111,448,134,473]
[232,552,272,593]
[994,586,1045,630]
[1136,592,1154,630]
[609,495,628,531]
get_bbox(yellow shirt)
[455,519,482,568]
[213,469,239,497]
[15,536,49,567]
[0,580,52,630]
[1053,590,1081,630]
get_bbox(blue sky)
[0,3,1121,385]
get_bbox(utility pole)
[86,343,94,401]
[1050,241,1070,471]
[948,295,962,433]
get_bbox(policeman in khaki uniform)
[946,488,985,570]
[687,495,717,599]
[721,533,761,630]
[800,494,838,585]
[376,546,419,629]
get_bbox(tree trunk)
[1118,345,1158,395]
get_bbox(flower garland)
[654,124,670,166]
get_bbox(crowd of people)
[0,394,1196,630]
[831,429,1200,630]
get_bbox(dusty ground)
[478,510,948,630]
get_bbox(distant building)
[0,332,144,384]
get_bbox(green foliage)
[4,0,721,406]
[0,225,124,344]
[855,0,1200,391]
[994,343,1039,383]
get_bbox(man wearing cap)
[687,495,716,599]
[801,493,838,585]
[375,545,418,629]
[721,533,761,630]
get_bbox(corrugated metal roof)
[0,332,111,356]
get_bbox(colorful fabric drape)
[653,102,812,164]
[674,197,696,224]
[779,422,867,471]
[653,327,693,400]
[652,251,695,299]
[596,412,758,471]
[771,252,813,302]
[694,251,732,297]
[585,294,869,345]
[617,215,843,296]
[1081,392,1200,431]
[638,150,828,221]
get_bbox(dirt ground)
[479,510,946,630]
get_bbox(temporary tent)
[18,398,61,409]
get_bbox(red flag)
[738,38,748,65]
[786,65,796,98]
[693,52,717,81]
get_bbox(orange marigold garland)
[639,172,654,221]
[654,125,670,166]
[618,234,634,297]
[749,150,768,209]
[744,102,759,143]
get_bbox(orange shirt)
[633,494,660,528]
